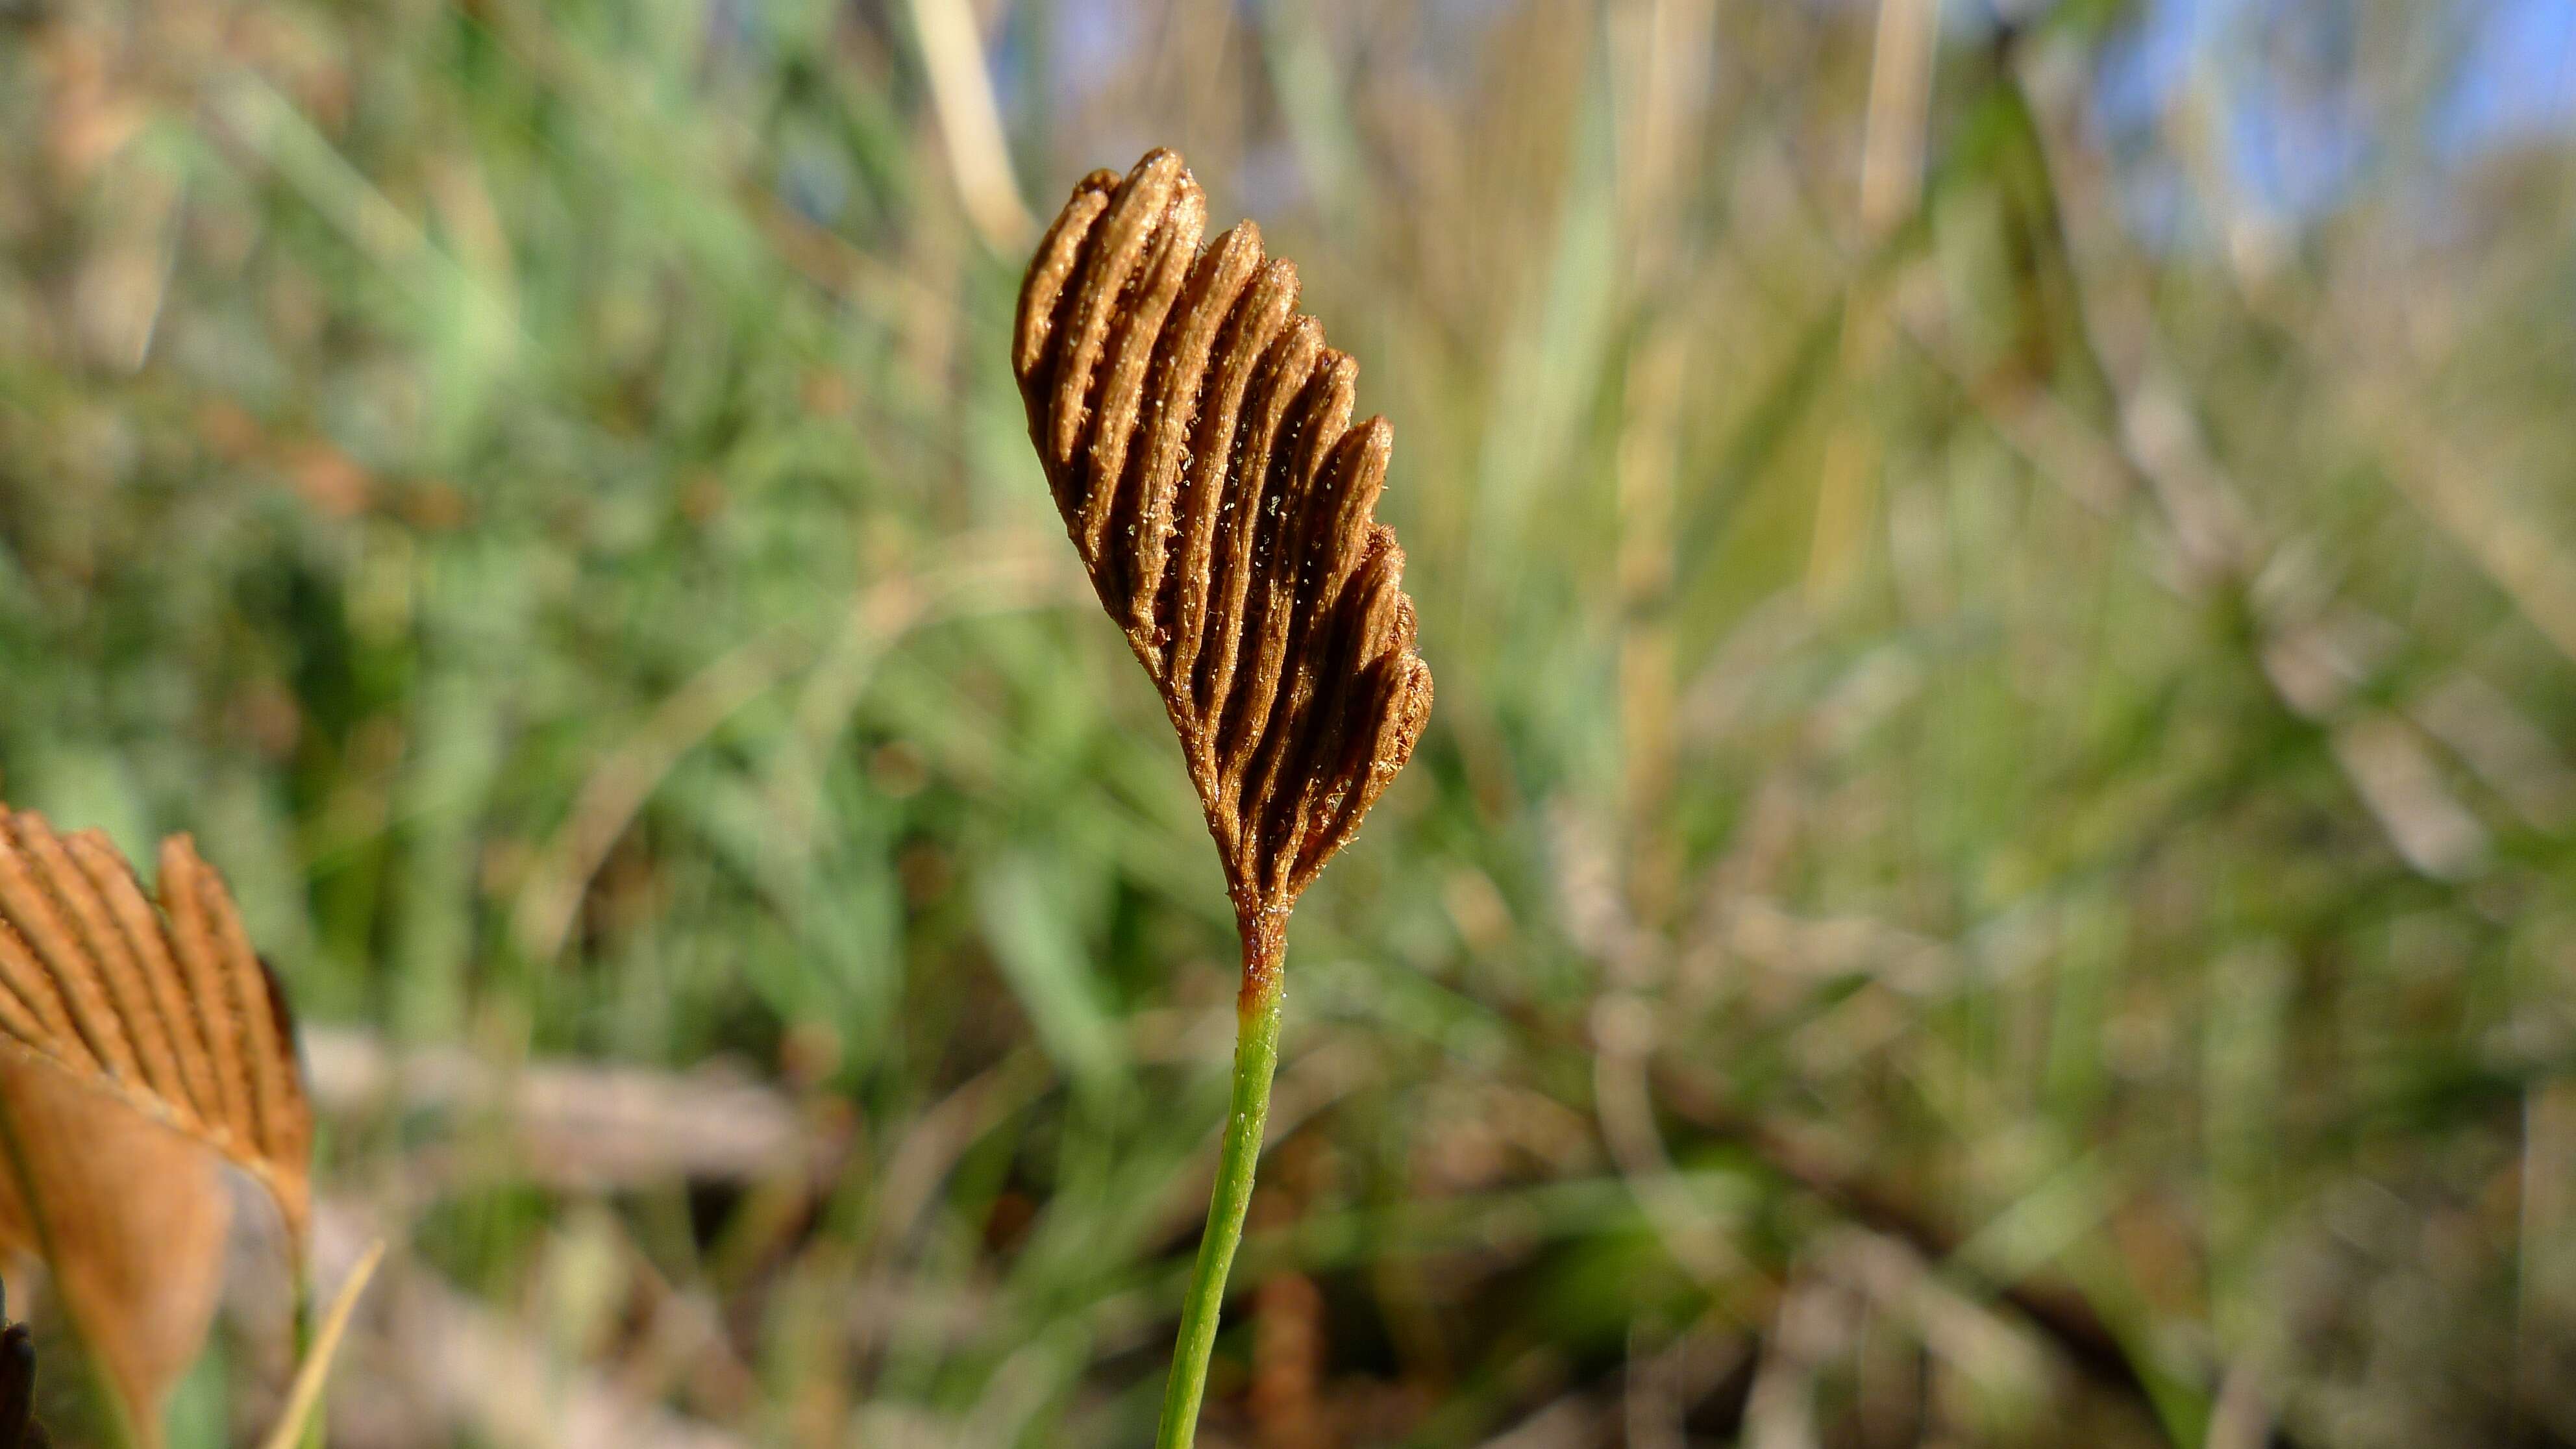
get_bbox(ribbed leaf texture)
[1013,149,1434,918]
[0,806,314,1248]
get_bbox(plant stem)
[293,1260,325,1449]
[1153,908,1288,1449]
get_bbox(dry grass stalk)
[253,1239,382,1449]
[301,1025,810,1189]
[1012,147,1433,954]
[0,804,316,1444]
[1012,147,1432,1448]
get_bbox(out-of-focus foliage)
[2,0,2573,1444]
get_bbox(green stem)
[1153,909,1288,1449]
[293,1259,324,1449]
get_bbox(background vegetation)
[4,0,2575,1444]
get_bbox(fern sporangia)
[0,806,314,1248]
[1013,147,1434,956]
[1011,148,1433,1448]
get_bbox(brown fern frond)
[0,806,314,1249]
[0,1051,229,1448]
[1013,149,1433,923]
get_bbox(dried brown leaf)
[0,808,314,1248]
[0,806,315,1442]
[0,1051,230,1449]
[1013,149,1434,924]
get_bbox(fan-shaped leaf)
[0,809,313,1246]
[0,805,315,1446]
[1012,149,1434,919]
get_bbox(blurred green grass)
[5,0,2576,1444]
